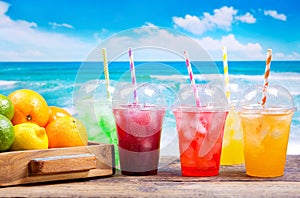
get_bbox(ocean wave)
[0,80,18,86]
[150,74,223,81]
[232,72,300,81]
[151,72,300,81]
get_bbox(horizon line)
[1,59,300,63]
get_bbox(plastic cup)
[209,78,245,165]
[173,85,228,176]
[220,108,244,165]
[112,83,166,176]
[237,84,296,177]
[74,80,119,166]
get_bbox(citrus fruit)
[8,89,50,127]
[0,94,14,120]
[0,114,14,152]
[10,123,48,151]
[47,106,71,125]
[46,116,88,148]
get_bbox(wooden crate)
[0,142,115,187]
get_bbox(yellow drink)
[221,110,244,165]
[239,109,294,177]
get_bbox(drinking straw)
[222,46,231,106]
[184,51,201,107]
[102,48,110,99]
[128,48,138,104]
[261,49,272,108]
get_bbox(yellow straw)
[102,48,110,99]
[222,46,231,105]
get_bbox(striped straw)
[128,48,138,104]
[102,48,110,99]
[261,49,272,108]
[184,51,201,107]
[222,46,231,106]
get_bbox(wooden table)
[1,155,300,197]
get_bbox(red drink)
[174,107,227,176]
[113,105,166,176]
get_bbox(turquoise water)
[1,61,300,154]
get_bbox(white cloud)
[173,6,256,35]
[273,52,300,60]
[235,12,256,23]
[60,23,300,61]
[0,1,94,61]
[173,6,238,35]
[85,23,214,61]
[0,0,8,15]
[203,6,238,29]
[196,34,265,60]
[49,22,74,29]
[84,23,269,62]
[173,14,207,35]
[264,10,287,21]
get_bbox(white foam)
[151,74,223,81]
[232,72,300,81]
[0,80,18,86]
[150,75,187,81]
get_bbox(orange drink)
[238,84,295,177]
[239,108,294,177]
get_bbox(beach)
[1,61,299,155]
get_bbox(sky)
[0,0,299,61]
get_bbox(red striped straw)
[184,51,201,107]
[261,49,272,108]
[128,48,138,104]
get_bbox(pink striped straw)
[128,48,138,104]
[184,51,201,107]
[261,49,272,108]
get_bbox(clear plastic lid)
[112,82,167,110]
[209,78,247,106]
[173,84,228,111]
[237,84,296,113]
[74,79,117,104]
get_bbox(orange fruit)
[8,89,49,127]
[46,116,88,148]
[47,106,71,125]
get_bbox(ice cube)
[197,122,207,134]
[198,112,226,157]
[259,123,270,142]
[129,109,151,125]
[128,122,148,137]
[272,130,282,139]
[181,127,195,141]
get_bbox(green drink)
[97,103,119,166]
[74,80,119,167]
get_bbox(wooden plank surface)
[0,155,300,197]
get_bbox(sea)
[1,61,300,155]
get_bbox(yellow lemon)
[11,123,48,151]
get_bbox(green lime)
[0,94,14,120]
[0,114,15,151]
